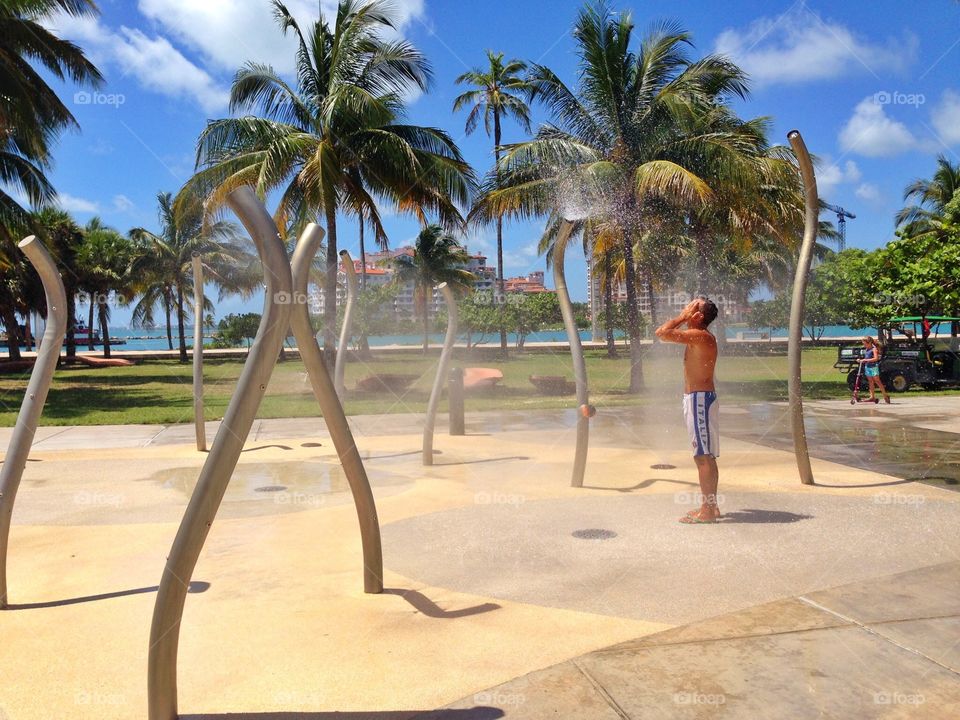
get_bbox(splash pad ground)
[1,398,959,718]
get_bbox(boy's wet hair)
[699,297,718,327]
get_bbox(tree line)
[3,0,955,389]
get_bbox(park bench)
[529,374,576,395]
[463,367,503,391]
[356,373,418,393]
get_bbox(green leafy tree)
[506,291,561,348]
[30,208,84,355]
[187,0,474,368]
[0,0,103,241]
[213,312,262,348]
[473,4,766,392]
[129,191,250,361]
[391,225,475,351]
[896,155,960,238]
[456,291,501,348]
[454,50,533,355]
[76,218,134,358]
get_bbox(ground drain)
[572,528,618,540]
[254,485,288,493]
[650,463,676,470]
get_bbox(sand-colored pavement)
[1,403,959,718]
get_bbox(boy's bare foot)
[680,507,721,524]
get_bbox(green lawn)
[0,345,952,427]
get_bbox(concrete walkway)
[428,561,960,719]
[1,401,959,718]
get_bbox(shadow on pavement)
[584,477,698,493]
[183,709,504,719]
[242,445,293,452]
[814,478,917,489]
[431,456,529,467]
[383,588,500,619]
[5,580,209,610]
[720,509,813,524]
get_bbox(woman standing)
[860,336,890,404]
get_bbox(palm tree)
[896,155,960,238]
[129,191,251,362]
[454,51,533,356]
[1,0,101,358]
[32,208,85,355]
[186,0,474,369]
[0,0,102,241]
[76,218,133,358]
[473,4,758,392]
[392,225,474,351]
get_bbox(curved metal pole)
[787,130,817,486]
[0,236,66,608]
[334,249,358,400]
[191,253,206,452]
[290,226,383,593]
[423,283,458,466]
[554,221,590,488]
[148,187,293,720]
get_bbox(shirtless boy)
[655,297,721,524]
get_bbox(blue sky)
[32,0,960,325]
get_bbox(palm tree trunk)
[622,233,644,393]
[87,294,95,351]
[604,256,616,359]
[65,290,77,359]
[359,219,367,292]
[176,284,187,362]
[164,293,173,351]
[357,218,372,359]
[98,297,111,359]
[422,288,430,353]
[1,302,22,361]
[645,274,658,329]
[323,203,338,372]
[494,109,508,359]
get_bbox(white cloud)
[839,97,918,157]
[715,10,916,86]
[112,195,137,213]
[855,183,882,203]
[137,0,426,74]
[817,159,862,197]
[46,13,228,112]
[931,89,960,145]
[112,27,228,112]
[56,193,99,213]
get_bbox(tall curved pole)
[191,253,206,452]
[148,187,293,720]
[787,130,817,486]
[334,249,358,400]
[554,221,591,488]
[423,283,458,466]
[290,226,383,593]
[0,236,66,608]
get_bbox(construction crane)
[822,202,856,250]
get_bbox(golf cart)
[834,316,960,393]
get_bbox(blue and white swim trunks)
[682,391,719,457]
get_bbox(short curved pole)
[554,221,590,488]
[290,226,383,594]
[787,130,817,486]
[0,236,66,608]
[148,187,293,720]
[423,283,458,466]
[334,249,358,400]
[191,253,206,452]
